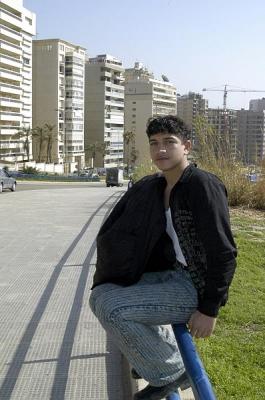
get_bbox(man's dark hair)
[146,115,191,141]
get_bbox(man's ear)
[184,140,192,154]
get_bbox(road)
[0,185,131,400]
[15,181,106,191]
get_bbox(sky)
[23,0,265,110]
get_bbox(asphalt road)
[15,181,107,191]
[0,185,131,400]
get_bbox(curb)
[130,372,195,400]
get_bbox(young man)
[90,115,237,400]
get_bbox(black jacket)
[92,164,237,317]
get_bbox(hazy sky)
[24,0,265,110]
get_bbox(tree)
[14,126,32,161]
[33,126,47,163]
[85,142,107,168]
[44,124,56,163]
[123,130,136,172]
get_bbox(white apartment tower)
[84,54,124,168]
[124,62,177,165]
[0,0,36,162]
[32,39,86,170]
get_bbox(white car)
[0,169,16,193]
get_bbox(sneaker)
[133,371,188,400]
[131,368,141,380]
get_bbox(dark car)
[0,169,16,193]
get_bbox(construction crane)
[202,84,265,110]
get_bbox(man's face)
[149,132,191,172]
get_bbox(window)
[42,45,52,51]
[25,17,32,25]
[23,57,30,65]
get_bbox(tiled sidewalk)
[0,187,130,399]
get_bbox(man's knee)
[89,289,97,315]
[89,288,119,325]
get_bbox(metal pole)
[166,392,181,400]
[172,324,216,400]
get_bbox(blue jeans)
[89,268,198,386]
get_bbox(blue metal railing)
[166,324,216,400]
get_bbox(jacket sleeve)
[97,190,130,236]
[189,174,237,317]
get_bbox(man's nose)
[158,143,167,152]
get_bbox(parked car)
[0,168,17,193]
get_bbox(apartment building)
[177,92,208,143]
[0,0,35,162]
[32,39,86,171]
[124,62,177,165]
[207,108,238,158]
[84,54,124,168]
[237,109,265,164]
[249,98,265,112]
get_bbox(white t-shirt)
[165,208,187,266]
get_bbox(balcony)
[1,111,21,121]
[0,10,22,28]
[0,66,21,81]
[0,55,21,69]
[0,69,21,81]
[0,49,21,64]
[0,97,21,107]
[0,38,22,55]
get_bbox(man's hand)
[188,310,217,338]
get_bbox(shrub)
[193,116,256,208]
[132,161,158,182]
[22,166,39,175]
[132,116,264,210]
[251,178,265,210]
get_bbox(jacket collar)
[157,163,197,187]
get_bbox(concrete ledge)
[132,374,195,400]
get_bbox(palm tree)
[85,142,107,168]
[44,123,56,163]
[85,143,97,168]
[14,126,32,161]
[123,130,136,172]
[32,126,47,163]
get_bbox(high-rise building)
[84,54,124,168]
[237,110,265,165]
[0,0,36,162]
[177,92,208,143]
[249,98,265,112]
[207,108,238,158]
[32,39,86,170]
[124,62,177,165]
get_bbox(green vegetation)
[133,116,265,210]
[22,166,39,175]
[196,208,265,399]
